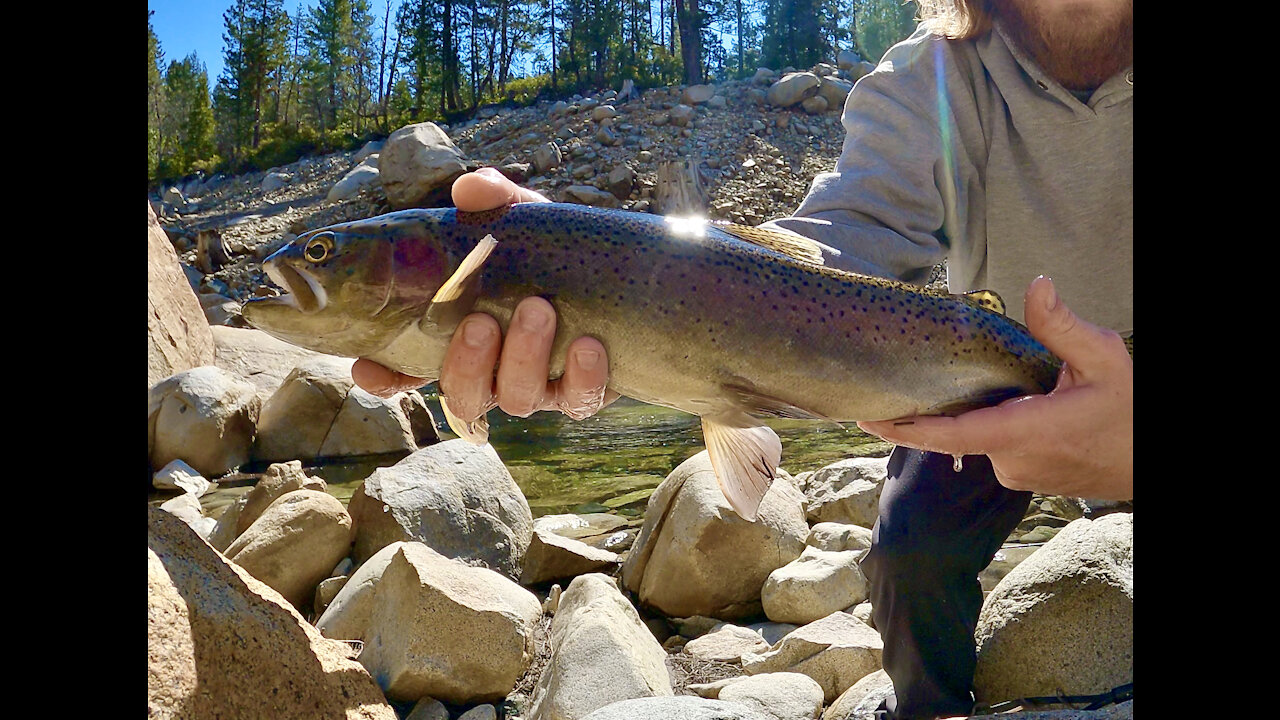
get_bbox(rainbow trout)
[242,202,1061,520]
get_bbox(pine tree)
[148,11,165,182]
[161,53,217,177]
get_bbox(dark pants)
[859,447,1032,720]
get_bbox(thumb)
[1022,275,1125,376]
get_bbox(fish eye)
[304,233,335,263]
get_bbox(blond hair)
[915,0,992,40]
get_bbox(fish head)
[242,211,453,358]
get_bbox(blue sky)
[148,0,317,89]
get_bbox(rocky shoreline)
[148,60,1132,720]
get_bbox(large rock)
[532,142,563,174]
[520,527,621,585]
[581,697,769,720]
[817,76,853,111]
[621,451,808,619]
[681,623,770,664]
[328,158,381,202]
[347,440,533,579]
[380,122,469,209]
[767,72,822,107]
[149,365,261,477]
[527,573,673,720]
[974,514,1133,704]
[261,171,292,192]
[208,460,328,551]
[252,355,435,462]
[224,489,354,609]
[718,672,825,720]
[562,184,620,208]
[802,457,888,527]
[805,522,873,553]
[209,325,327,404]
[315,542,542,704]
[682,84,716,104]
[820,669,893,720]
[742,612,882,703]
[147,507,395,719]
[761,547,868,625]
[148,202,216,387]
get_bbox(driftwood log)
[654,159,708,216]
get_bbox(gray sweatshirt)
[764,23,1132,334]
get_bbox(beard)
[992,0,1134,92]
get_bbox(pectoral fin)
[420,234,498,332]
[701,412,782,521]
[721,382,843,428]
[439,395,491,445]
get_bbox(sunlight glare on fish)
[664,214,708,239]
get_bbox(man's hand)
[858,276,1132,500]
[351,167,617,424]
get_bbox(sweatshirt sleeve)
[761,30,973,286]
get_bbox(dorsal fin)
[715,222,826,266]
[961,289,1005,315]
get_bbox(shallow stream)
[194,391,893,521]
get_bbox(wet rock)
[224,489,353,609]
[621,451,808,620]
[741,611,882,703]
[761,547,868,625]
[380,121,469,209]
[974,514,1133,705]
[149,366,260,477]
[346,440,534,580]
[147,507,395,719]
[767,73,822,108]
[149,203,216,387]
[527,573,673,720]
[718,672,825,720]
[315,542,541,704]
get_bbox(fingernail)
[1041,276,1059,312]
[574,348,600,371]
[518,304,552,331]
[462,319,492,348]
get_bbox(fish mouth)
[264,259,326,314]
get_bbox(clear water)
[191,391,893,520]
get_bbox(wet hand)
[351,168,618,424]
[858,276,1132,500]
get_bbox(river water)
[193,390,893,522]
